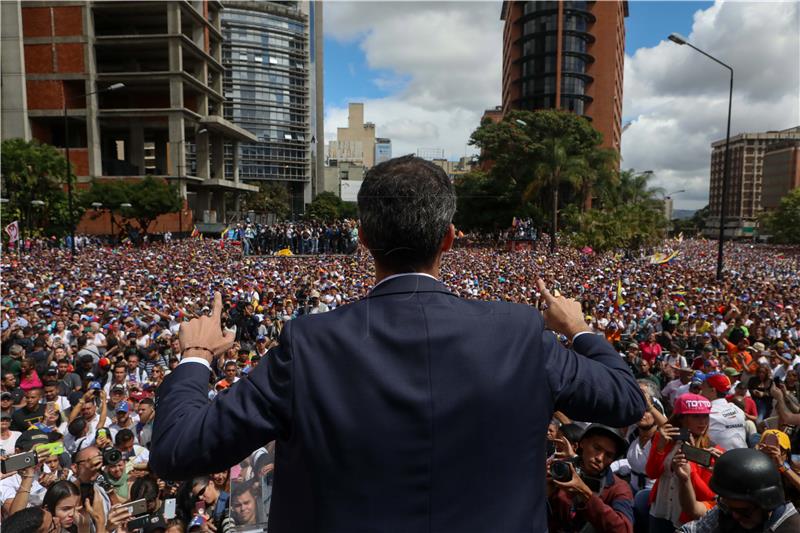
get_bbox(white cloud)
[324,1,503,159]
[622,0,800,210]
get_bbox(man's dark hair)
[3,506,46,533]
[115,428,135,446]
[68,418,87,439]
[131,476,159,502]
[357,155,456,271]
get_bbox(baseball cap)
[1,392,12,400]
[702,372,731,394]
[88,381,102,391]
[723,367,741,378]
[15,429,49,452]
[111,384,126,393]
[0,413,11,420]
[115,401,130,413]
[760,429,791,451]
[673,393,712,415]
[579,424,628,458]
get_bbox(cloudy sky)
[323,1,799,210]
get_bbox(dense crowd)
[228,220,359,256]
[1,235,800,532]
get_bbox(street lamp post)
[669,33,733,281]
[91,202,105,240]
[117,202,132,243]
[64,82,125,257]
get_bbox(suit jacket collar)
[368,273,454,299]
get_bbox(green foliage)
[672,205,709,236]
[82,176,180,237]
[240,182,291,220]
[339,201,358,220]
[460,109,610,239]
[0,138,84,238]
[306,191,343,222]
[563,169,668,251]
[761,188,800,243]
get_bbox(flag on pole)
[616,278,625,307]
[4,221,19,243]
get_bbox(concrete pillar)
[213,190,226,223]
[196,190,211,222]
[192,20,208,115]
[0,1,30,141]
[211,135,224,179]
[232,141,240,183]
[196,131,209,179]
[167,3,185,177]
[83,4,102,177]
[154,134,168,175]
[129,121,145,175]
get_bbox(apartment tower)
[500,1,627,152]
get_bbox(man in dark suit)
[151,155,646,532]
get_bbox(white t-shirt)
[0,430,22,455]
[708,398,747,450]
[661,379,685,407]
[0,472,47,507]
[626,435,655,491]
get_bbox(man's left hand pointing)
[180,291,235,363]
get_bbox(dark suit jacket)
[151,274,645,532]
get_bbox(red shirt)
[639,341,662,364]
[726,394,757,418]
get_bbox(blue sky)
[324,1,713,112]
[322,1,798,210]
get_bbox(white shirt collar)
[372,272,439,290]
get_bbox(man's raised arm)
[536,280,646,427]
[150,292,293,480]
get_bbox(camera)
[102,448,122,466]
[550,460,573,483]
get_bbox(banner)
[4,221,19,243]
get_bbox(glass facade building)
[220,1,323,214]
[517,1,594,116]
[501,1,627,153]
[222,4,308,182]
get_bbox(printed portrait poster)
[228,443,275,531]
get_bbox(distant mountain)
[671,209,696,220]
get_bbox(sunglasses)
[192,484,207,501]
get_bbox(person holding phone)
[756,430,800,507]
[678,448,800,533]
[645,393,721,533]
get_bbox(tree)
[0,138,83,238]
[762,189,800,243]
[563,168,668,251]
[82,176,180,240]
[672,205,709,236]
[524,137,587,252]
[241,182,291,220]
[306,191,342,222]
[466,109,606,239]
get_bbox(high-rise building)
[327,103,375,168]
[221,0,324,216]
[375,138,392,165]
[759,140,800,211]
[500,1,627,152]
[707,126,800,237]
[1,0,258,234]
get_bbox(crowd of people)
[1,233,799,532]
[226,220,359,256]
